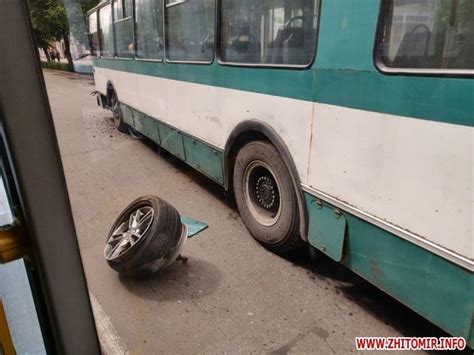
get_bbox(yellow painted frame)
[0,300,16,355]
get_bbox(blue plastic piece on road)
[181,216,208,238]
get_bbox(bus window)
[135,0,164,60]
[113,0,134,58]
[220,0,319,66]
[377,0,474,71]
[99,4,114,57]
[88,12,99,56]
[165,0,215,63]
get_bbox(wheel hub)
[256,176,276,209]
[104,206,154,260]
[243,160,282,227]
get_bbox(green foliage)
[28,0,69,44]
[63,0,100,40]
[434,0,473,29]
[41,60,72,71]
[29,0,100,43]
[29,0,100,70]
[80,0,100,15]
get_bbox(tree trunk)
[42,46,51,61]
[62,34,74,72]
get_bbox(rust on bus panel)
[369,260,383,278]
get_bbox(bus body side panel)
[305,0,473,343]
[219,87,314,183]
[93,64,139,109]
[307,102,472,262]
[306,0,473,264]
[304,192,474,346]
[136,70,167,126]
[93,66,223,149]
[164,77,221,149]
[91,62,316,184]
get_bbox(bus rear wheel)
[233,141,302,254]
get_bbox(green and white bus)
[88,0,473,345]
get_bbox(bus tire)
[233,141,303,254]
[309,244,322,264]
[109,90,128,134]
[128,126,144,140]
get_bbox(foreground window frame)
[375,0,474,77]
[217,0,321,69]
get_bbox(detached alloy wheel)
[233,141,303,254]
[104,196,185,277]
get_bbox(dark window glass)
[113,0,134,58]
[88,12,99,56]
[136,0,164,59]
[220,0,319,66]
[165,0,215,62]
[99,4,114,57]
[378,0,474,70]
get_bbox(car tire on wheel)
[233,140,303,254]
[104,196,185,277]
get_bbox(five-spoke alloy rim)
[104,206,154,260]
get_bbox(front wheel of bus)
[233,141,302,254]
[110,90,128,134]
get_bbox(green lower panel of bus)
[157,124,186,160]
[120,103,134,126]
[134,111,160,144]
[124,104,224,185]
[181,136,224,185]
[305,192,474,347]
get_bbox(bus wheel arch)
[106,81,115,107]
[224,120,309,247]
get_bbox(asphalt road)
[44,69,444,354]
